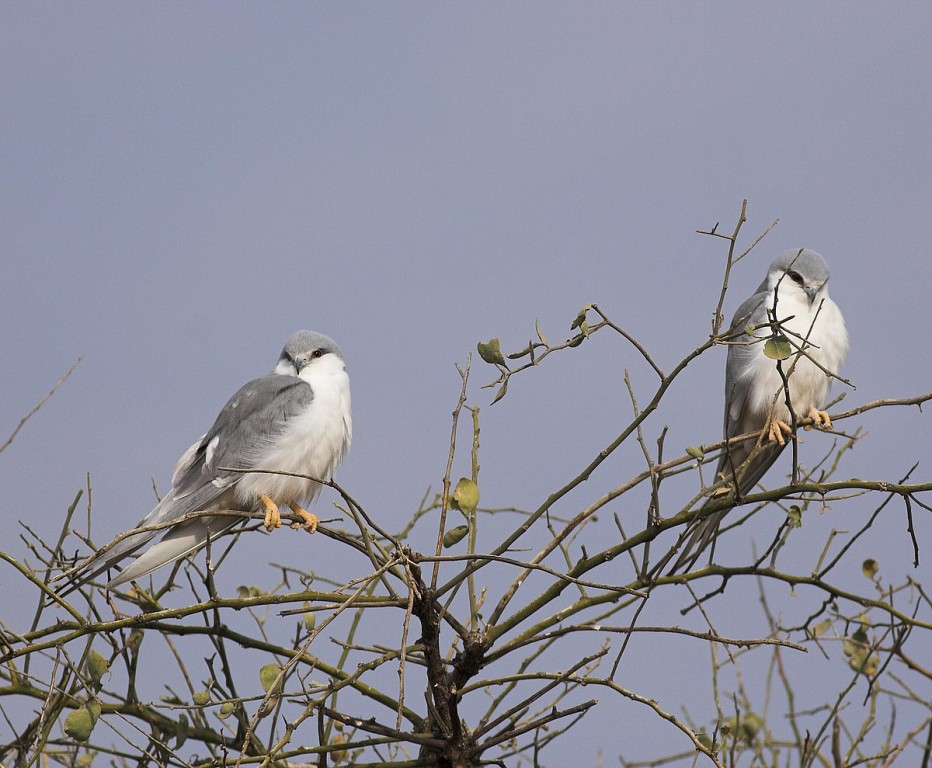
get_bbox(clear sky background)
[2,3,930,764]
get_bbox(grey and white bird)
[64,330,352,590]
[669,249,848,572]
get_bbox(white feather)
[741,278,848,423]
[234,353,352,506]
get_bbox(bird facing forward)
[670,249,849,572]
[64,330,352,590]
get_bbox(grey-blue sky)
[2,3,930,762]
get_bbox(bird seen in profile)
[62,330,352,591]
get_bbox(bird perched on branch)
[62,330,352,591]
[669,249,848,573]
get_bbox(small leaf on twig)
[763,336,792,360]
[862,558,879,579]
[303,601,317,630]
[786,505,802,528]
[477,338,507,367]
[536,319,549,346]
[811,618,831,638]
[570,304,593,331]
[506,342,534,360]
[259,663,284,695]
[685,446,705,460]
[85,649,109,687]
[64,704,98,742]
[175,713,189,749]
[443,525,470,548]
[450,478,480,517]
[491,379,508,405]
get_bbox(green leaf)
[443,525,470,548]
[786,505,802,528]
[450,478,480,517]
[85,649,109,686]
[193,691,211,706]
[218,701,237,720]
[763,335,792,360]
[64,707,96,742]
[126,628,144,653]
[477,338,506,366]
[739,713,762,741]
[506,342,534,360]
[175,713,189,749]
[303,601,317,631]
[259,663,283,695]
[685,445,705,460]
[535,319,549,346]
[570,304,592,331]
[330,733,349,762]
[811,618,832,638]
[490,380,508,405]
[862,558,879,579]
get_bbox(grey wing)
[668,291,783,573]
[64,374,314,590]
[717,292,785,496]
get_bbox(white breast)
[744,286,848,423]
[235,355,352,506]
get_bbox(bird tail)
[667,508,726,574]
[106,516,237,588]
[644,501,726,579]
[54,521,162,596]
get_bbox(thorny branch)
[1,206,928,767]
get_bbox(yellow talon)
[289,504,318,534]
[804,406,832,431]
[261,495,282,531]
[767,419,792,446]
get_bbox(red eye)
[787,270,804,286]
[312,349,324,359]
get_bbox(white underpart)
[235,353,352,507]
[741,273,849,424]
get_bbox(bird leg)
[804,406,832,431]
[766,418,793,446]
[289,504,318,534]
[261,495,282,531]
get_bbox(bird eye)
[786,270,804,286]
[311,349,325,359]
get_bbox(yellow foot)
[289,504,318,534]
[804,406,832,431]
[767,418,792,446]
[261,495,281,531]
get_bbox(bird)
[62,330,352,591]
[668,249,848,573]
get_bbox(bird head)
[766,248,831,305]
[274,331,345,377]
